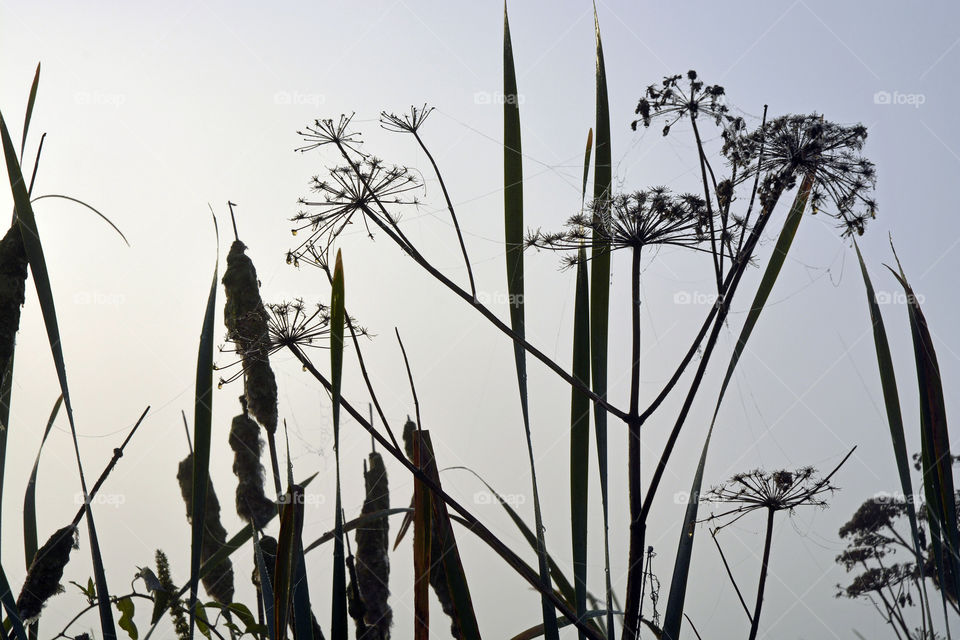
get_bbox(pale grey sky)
[2,1,960,638]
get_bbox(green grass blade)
[23,395,63,573]
[187,215,219,640]
[589,10,614,638]
[420,431,482,640]
[330,250,348,640]
[888,261,960,603]
[274,486,305,640]
[18,64,40,160]
[570,245,591,639]
[253,530,277,640]
[0,564,27,640]
[853,243,927,582]
[503,8,557,639]
[0,113,116,640]
[661,424,713,640]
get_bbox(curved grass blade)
[503,8,557,639]
[23,395,63,572]
[187,213,219,640]
[0,112,116,640]
[31,195,129,246]
[888,259,960,606]
[590,9,614,638]
[330,250,348,640]
[853,242,928,607]
[511,610,617,640]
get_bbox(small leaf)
[116,597,138,640]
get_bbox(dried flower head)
[706,465,838,525]
[229,401,276,529]
[0,223,28,383]
[527,188,713,266]
[724,114,876,236]
[296,113,364,155]
[221,240,279,434]
[380,104,435,134]
[289,158,421,259]
[17,525,78,622]
[631,70,731,136]
[154,549,190,640]
[176,454,235,604]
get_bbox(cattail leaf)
[412,435,431,640]
[0,564,27,640]
[888,261,960,602]
[23,396,62,571]
[18,64,40,160]
[853,242,927,595]
[115,597,137,640]
[29,195,128,246]
[186,210,219,640]
[274,486,304,640]
[306,508,411,554]
[418,431,481,640]
[503,8,557,639]
[0,112,116,640]
[570,246,590,640]
[510,610,618,640]
[253,531,277,640]
[589,10,614,638]
[330,250,348,640]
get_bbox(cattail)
[229,399,276,529]
[352,451,391,639]
[251,535,277,593]
[0,223,28,381]
[176,454,235,604]
[222,240,278,434]
[16,524,77,621]
[346,554,369,637]
[154,549,189,640]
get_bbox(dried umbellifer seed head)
[229,410,276,529]
[222,240,279,434]
[17,524,78,622]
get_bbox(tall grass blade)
[23,395,62,570]
[330,250,348,640]
[589,9,614,638]
[18,64,40,160]
[0,565,26,640]
[187,213,219,640]
[274,486,305,640]
[571,245,591,640]
[0,113,116,640]
[413,434,431,640]
[888,260,960,607]
[503,7,557,639]
[419,431,482,639]
[853,243,928,604]
[253,530,277,640]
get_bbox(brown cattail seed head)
[176,454,235,604]
[17,525,78,622]
[229,409,276,529]
[0,223,28,381]
[222,240,278,434]
[353,451,392,638]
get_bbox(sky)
[2,0,960,638]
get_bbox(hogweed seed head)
[631,70,731,135]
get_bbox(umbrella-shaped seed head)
[16,524,77,622]
[222,240,279,434]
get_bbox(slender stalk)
[622,246,644,640]
[748,507,776,640]
[710,529,753,623]
[286,344,606,640]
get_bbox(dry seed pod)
[353,451,392,638]
[16,524,77,621]
[0,223,28,381]
[222,240,278,434]
[229,405,276,528]
[176,454,235,604]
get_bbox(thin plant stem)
[748,507,776,640]
[710,529,753,623]
[623,245,644,639]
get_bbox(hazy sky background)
[2,1,960,638]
